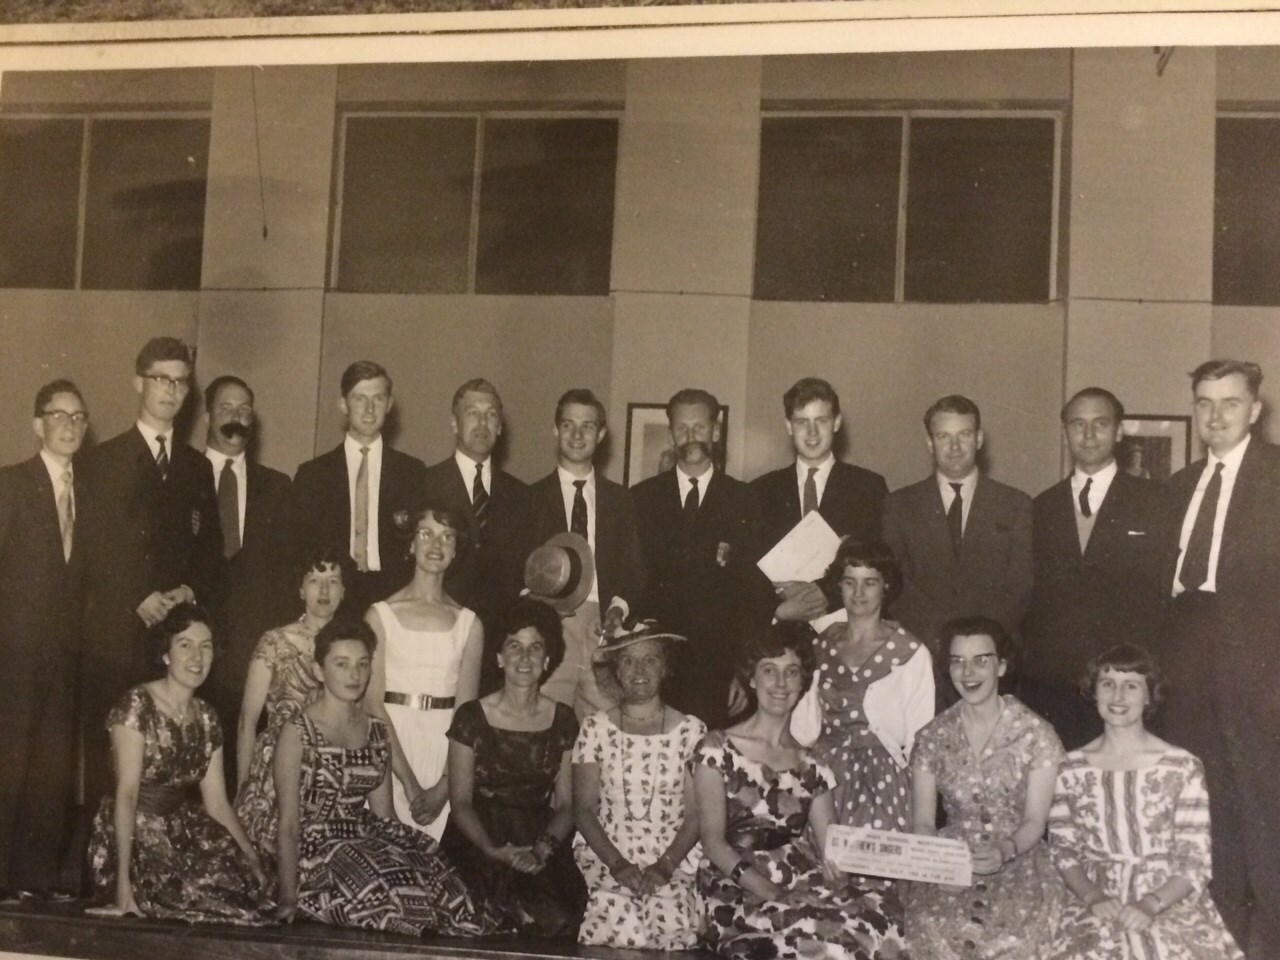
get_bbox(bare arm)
[446,737,536,872]
[367,749,395,820]
[199,746,266,888]
[911,766,939,836]
[534,749,577,866]
[694,757,781,901]
[573,762,627,871]
[639,769,702,895]
[108,723,145,914]
[454,615,483,705]
[236,653,273,790]
[272,721,303,920]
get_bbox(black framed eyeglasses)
[41,410,89,427]
[142,374,191,391]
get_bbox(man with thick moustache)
[293,361,427,618]
[201,375,294,785]
[0,380,89,898]
[631,388,767,728]
[882,395,1032,656]
[752,377,888,621]
[421,379,530,641]
[1159,359,1280,955]
[79,337,224,812]
[1023,387,1165,749]
[526,388,645,716]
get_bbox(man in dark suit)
[1023,387,1165,748]
[293,361,427,617]
[201,375,294,787]
[752,377,888,621]
[421,379,530,639]
[883,395,1033,654]
[526,388,645,715]
[0,380,89,897]
[632,388,768,727]
[79,337,224,812]
[1159,359,1280,955]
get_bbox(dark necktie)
[1179,462,1225,591]
[802,466,819,516]
[155,435,169,481]
[947,482,964,555]
[219,458,241,559]
[683,476,700,526]
[1078,477,1093,518]
[472,463,489,538]
[570,479,588,538]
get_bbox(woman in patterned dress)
[1047,644,1243,960]
[87,603,268,923]
[273,618,497,936]
[440,597,587,937]
[235,547,349,862]
[692,623,908,960]
[572,619,706,949]
[905,615,1064,959]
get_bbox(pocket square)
[1126,530,1147,536]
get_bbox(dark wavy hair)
[294,544,354,591]
[148,602,214,673]
[398,503,470,564]
[821,538,901,612]
[1079,643,1166,719]
[493,597,566,686]
[734,621,817,697]
[313,618,377,663]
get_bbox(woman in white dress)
[365,505,484,840]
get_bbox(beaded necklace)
[619,705,666,822]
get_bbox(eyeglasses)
[143,374,191,392]
[415,528,458,545]
[41,410,89,427]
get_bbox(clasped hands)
[610,857,675,897]
[407,780,449,826]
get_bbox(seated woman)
[273,618,497,936]
[440,597,587,937]
[235,547,349,863]
[692,622,908,960]
[572,619,705,950]
[905,615,1064,959]
[1047,644,1243,960]
[87,603,267,922]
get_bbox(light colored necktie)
[353,446,370,572]
[57,467,74,562]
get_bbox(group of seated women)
[84,508,1245,960]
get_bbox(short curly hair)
[313,618,377,664]
[1079,643,1166,719]
[821,538,901,610]
[734,621,817,696]
[148,602,214,673]
[493,597,566,686]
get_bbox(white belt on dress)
[384,691,455,710]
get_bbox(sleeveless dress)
[372,600,475,839]
[88,687,265,924]
[234,619,321,862]
[293,713,499,936]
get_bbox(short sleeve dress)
[293,713,498,937]
[88,686,265,924]
[234,620,321,860]
[439,699,587,937]
[572,710,707,950]
[904,696,1065,959]
[1047,748,1244,960]
[691,731,908,960]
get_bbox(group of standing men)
[0,337,1275,958]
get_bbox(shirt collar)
[677,464,714,486]
[795,454,835,482]
[1210,432,1251,473]
[345,433,383,456]
[39,448,72,485]
[557,465,594,488]
[205,447,246,471]
[935,470,978,497]
[136,421,173,449]
[454,448,488,478]
[1072,458,1117,490]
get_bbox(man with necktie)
[0,380,89,898]
[293,361,426,617]
[882,394,1032,659]
[1159,359,1280,956]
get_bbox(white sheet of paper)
[756,510,842,583]
[825,825,974,887]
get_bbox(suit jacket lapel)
[928,479,961,576]
[25,455,63,561]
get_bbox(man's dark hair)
[452,378,502,414]
[340,361,392,398]
[666,388,720,424]
[1060,387,1124,424]
[1190,359,1263,398]
[782,378,841,419]
[34,379,86,418]
[555,388,607,428]
[135,337,194,376]
[923,395,981,434]
[204,375,255,413]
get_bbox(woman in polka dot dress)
[808,539,934,836]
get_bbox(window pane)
[1215,118,1280,306]
[81,118,209,291]
[0,118,83,289]
[476,118,618,295]
[905,117,1055,303]
[754,116,902,302]
[337,116,476,293]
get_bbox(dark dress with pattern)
[440,699,587,937]
[691,731,907,960]
[88,687,265,924]
[294,713,497,936]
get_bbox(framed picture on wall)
[1119,415,1192,482]
[623,402,729,487]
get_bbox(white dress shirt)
[795,454,836,510]
[136,421,175,463]
[936,470,979,534]
[455,449,491,502]
[558,466,599,603]
[1173,434,1251,596]
[345,434,383,571]
[205,448,248,543]
[1072,459,1117,517]
[676,465,713,507]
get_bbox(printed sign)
[826,826,973,887]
